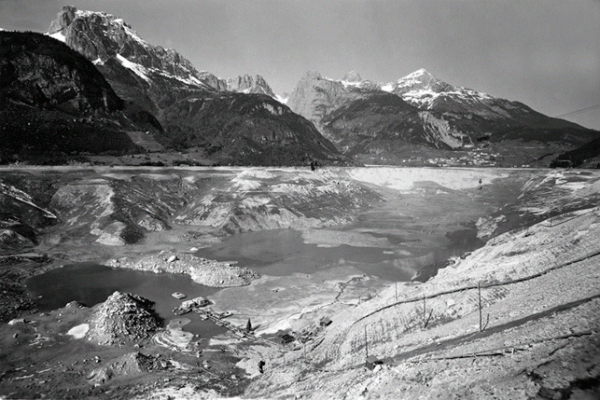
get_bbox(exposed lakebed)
[5,166,600,399]
[23,167,530,338]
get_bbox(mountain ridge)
[44,6,353,166]
[286,69,599,166]
[0,30,163,164]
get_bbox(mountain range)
[286,69,599,166]
[0,6,351,166]
[1,5,598,167]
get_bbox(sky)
[1,0,599,130]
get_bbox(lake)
[26,263,226,337]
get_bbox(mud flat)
[346,166,512,192]
[209,266,388,335]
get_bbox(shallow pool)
[26,263,226,337]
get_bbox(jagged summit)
[301,71,324,81]
[226,74,275,97]
[381,68,455,96]
[46,6,214,90]
[342,71,362,82]
[402,67,435,81]
[48,6,148,49]
[338,71,378,89]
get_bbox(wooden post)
[364,325,368,361]
[478,282,483,332]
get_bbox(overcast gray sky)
[1,0,599,130]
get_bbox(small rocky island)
[107,251,260,287]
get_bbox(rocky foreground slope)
[242,192,600,399]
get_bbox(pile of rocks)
[86,291,160,346]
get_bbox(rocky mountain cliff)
[226,74,275,97]
[47,6,350,166]
[288,69,600,166]
[0,31,162,164]
[47,6,217,93]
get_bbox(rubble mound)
[87,352,168,385]
[87,291,161,346]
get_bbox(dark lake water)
[195,229,406,277]
[26,263,226,337]
[195,226,483,282]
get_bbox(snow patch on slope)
[117,54,151,83]
[121,23,147,46]
[401,88,493,110]
[402,89,437,108]
[340,80,364,89]
[380,83,394,93]
[419,112,471,148]
[48,31,66,43]
[276,94,289,104]
[149,67,211,89]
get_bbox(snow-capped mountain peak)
[402,67,435,80]
[391,68,454,94]
[374,68,494,110]
[47,6,216,91]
